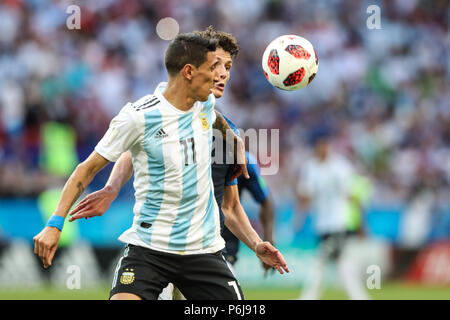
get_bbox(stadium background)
[0,0,449,299]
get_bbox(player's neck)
[163,79,196,112]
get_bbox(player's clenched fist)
[33,227,61,269]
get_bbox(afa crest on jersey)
[199,112,210,131]
[120,268,135,285]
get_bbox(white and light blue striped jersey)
[95,82,224,255]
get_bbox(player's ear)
[181,64,195,81]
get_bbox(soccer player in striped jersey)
[34,28,288,300]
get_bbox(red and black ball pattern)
[268,49,280,74]
[283,68,306,86]
[285,45,311,60]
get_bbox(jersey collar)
[154,82,198,114]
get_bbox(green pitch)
[0,282,448,300]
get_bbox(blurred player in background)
[33,29,288,300]
[67,27,286,300]
[296,127,370,300]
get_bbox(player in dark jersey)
[222,150,274,271]
[214,115,275,273]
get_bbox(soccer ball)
[262,35,319,91]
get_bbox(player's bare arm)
[33,151,110,268]
[259,196,275,245]
[69,151,134,222]
[214,111,249,180]
[257,196,276,273]
[222,184,289,274]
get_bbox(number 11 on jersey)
[180,137,196,165]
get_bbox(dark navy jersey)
[238,151,270,204]
[211,113,271,265]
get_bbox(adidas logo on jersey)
[155,128,168,138]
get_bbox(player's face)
[211,48,232,99]
[191,51,223,102]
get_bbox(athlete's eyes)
[210,62,219,71]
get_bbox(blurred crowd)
[0,0,449,212]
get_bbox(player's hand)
[68,186,118,222]
[255,241,289,275]
[261,239,276,275]
[230,137,249,181]
[33,227,61,269]
[262,262,272,271]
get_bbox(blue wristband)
[46,215,65,231]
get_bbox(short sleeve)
[222,113,240,137]
[236,152,270,203]
[95,103,143,162]
[241,155,269,203]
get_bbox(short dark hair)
[194,26,240,59]
[164,33,219,76]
